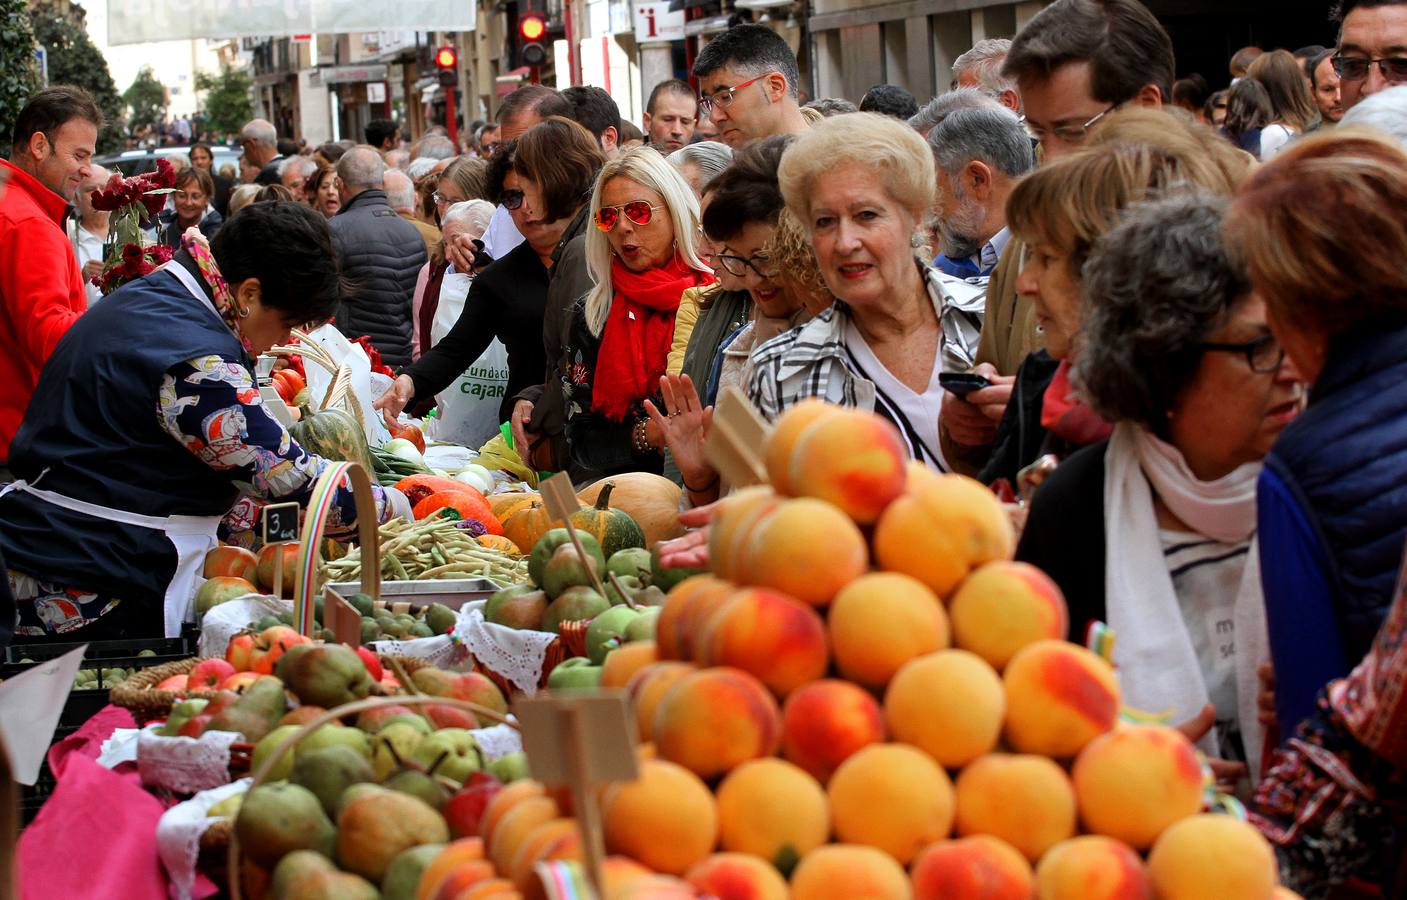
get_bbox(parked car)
[95,145,241,178]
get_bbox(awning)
[315,64,390,86]
[667,0,715,13]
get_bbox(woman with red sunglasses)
[561,147,715,479]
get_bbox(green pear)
[424,603,459,635]
[411,728,481,785]
[383,767,451,809]
[529,529,606,587]
[541,586,609,633]
[371,721,425,781]
[235,782,335,868]
[586,605,642,664]
[347,592,376,616]
[624,607,660,642]
[546,658,603,692]
[607,547,653,583]
[291,744,375,818]
[382,844,446,900]
[296,723,371,759]
[542,544,602,599]
[651,542,703,592]
[270,849,379,900]
[251,724,303,781]
[207,675,288,743]
[487,751,531,783]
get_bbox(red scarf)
[592,254,713,421]
[1040,358,1113,446]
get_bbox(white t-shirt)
[481,204,524,260]
[841,317,948,471]
[73,225,105,307]
[1259,123,1295,160]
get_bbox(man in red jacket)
[0,86,101,467]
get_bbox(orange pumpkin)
[476,534,521,554]
[577,473,685,548]
[502,501,564,553]
[412,492,504,535]
[395,474,482,507]
[487,491,540,521]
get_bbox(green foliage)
[123,65,166,134]
[195,65,253,136]
[29,8,125,153]
[0,0,41,154]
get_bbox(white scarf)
[1103,422,1269,776]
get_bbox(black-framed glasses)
[595,200,663,231]
[501,188,525,210]
[716,252,778,279]
[1027,103,1120,144]
[1198,333,1285,374]
[1331,54,1407,82]
[698,72,776,115]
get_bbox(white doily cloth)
[453,600,557,695]
[156,777,251,900]
[138,727,244,793]
[470,721,523,761]
[197,595,291,659]
[367,633,468,670]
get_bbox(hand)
[656,527,710,570]
[1003,502,1028,537]
[1175,703,1248,789]
[644,374,717,495]
[510,399,537,456]
[446,232,479,273]
[1257,661,1277,728]
[81,259,105,282]
[942,363,1014,447]
[374,374,415,423]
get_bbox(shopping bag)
[299,323,392,448]
[431,271,510,448]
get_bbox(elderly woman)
[0,203,401,643]
[1224,131,1407,737]
[979,109,1253,488]
[561,147,714,478]
[407,199,495,359]
[379,119,607,445]
[157,166,223,247]
[305,165,340,219]
[748,112,978,470]
[1017,193,1301,780]
[666,142,733,197]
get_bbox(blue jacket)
[1259,325,1407,729]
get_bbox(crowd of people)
[1,0,1407,892]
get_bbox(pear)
[270,850,379,900]
[250,724,302,781]
[383,767,451,810]
[607,547,653,583]
[624,606,660,642]
[382,844,445,900]
[586,605,642,664]
[207,675,288,743]
[424,602,458,635]
[297,723,371,759]
[651,542,703,592]
[487,751,531,783]
[291,745,375,818]
[277,644,374,709]
[336,787,449,883]
[371,721,425,781]
[235,782,335,868]
[529,528,606,587]
[542,586,609,633]
[542,544,602,599]
[605,575,643,607]
[486,588,549,630]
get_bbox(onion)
[384,438,425,465]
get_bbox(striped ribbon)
[295,461,354,635]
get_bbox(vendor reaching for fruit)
[0,203,409,646]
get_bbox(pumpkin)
[412,492,504,534]
[394,474,482,507]
[488,491,540,521]
[476,534,521,554]
[502,501,564,554]
[568,482,646,558]
[576,473,685,548]
[290,407,375,475]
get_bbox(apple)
[157,674,189,691]
[219,671,261,692]
[412,728,482,785]
[248,625,310,675]
[443,773,503,838]
[177,714,211,737]
[546,658,603,692]
[425,704,479,731]
[354,646,382,682]
[623,607,659,642]
[188,658,237,691]
[356,705,429,734]
[226,633,255,670]
[195,576,259,618]
[585,605,641,664]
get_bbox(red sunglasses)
[595,200,664,231]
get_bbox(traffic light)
[434,45,458,86]
[518,13,548,67]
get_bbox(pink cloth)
[18,705,218,899]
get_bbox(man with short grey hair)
[278,155,319,202]
[412,135,456,161]
[952,38,1022,112]
[240,118,283,186]
[384,168,438,251]
[329,148,427,367]
[386,149,410,171]
[908,87,1004,137]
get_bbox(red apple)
[219,671,261,692]
[248,625,309,675]
[425,704,478,730]
[157,674,189,691]
[226,633,255,670]
[177,714,211,737]
[443,773,504,838]
[354,646,383,682]
[188,658,237,691]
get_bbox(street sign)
[34,47,48,87]
[632,2,685,42]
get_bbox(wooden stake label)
[323,586,363,645]
[706,386,771,487]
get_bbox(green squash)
[568,482,646,559]
[290,407,376,475]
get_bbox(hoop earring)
[236,304,251,318]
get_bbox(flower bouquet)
[89,158,177,295]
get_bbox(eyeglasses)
[716,252,778,279]
[1026,103,1120,145]
[1198,333,1286,374]
[594,200,664,231]
[699,72,776,115]
[433,191,459,208]
[1331,54,1407,82]
[501,189,525,210]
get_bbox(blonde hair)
[584,147,711,336]
[778,111,936,231]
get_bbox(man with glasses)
[239,118,284,187]
[1333,0,1407,111]
[692,24,809,149]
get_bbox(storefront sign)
[632,1,685,42]
[319,64,389,85]
[106,0,472,46]
[367,82,387,103]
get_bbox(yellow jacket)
[667,285,706,375]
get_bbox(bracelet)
[683,472,720,494]
[632,419,652,456]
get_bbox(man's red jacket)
[0,158,87,462]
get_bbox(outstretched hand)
[644,373,717,495]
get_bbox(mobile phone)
[938,372,993,397]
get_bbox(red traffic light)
[519,14,546,41]
[434,46,458,69]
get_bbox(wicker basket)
[109,657,217,725]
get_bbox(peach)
[790,845,911,900]
[765,399,839,496]
[1003,640,1120,758]
[709,487,781,582]
[1273,890,1306,900]
[479,780,545,843]
[685,853,790,900]
[910,835,1034,900]
[1147,814,1279,900]
[624,661,696,743]
[716,758,830,868]
[828,743,955,865]
[884,650,1004,769]
[601,640,657,689]
[450,878,519,899]
[509,818,577,892]
[954,754,1076,862]
[1033,835,1150,900]
[781,679,886,783]
[829,573,949,689]
[655,576,734,660]
[787,408,908,524]
[1072,725,1204,850]
[737,498,869,606]
[948,561,1069,670]
[873,473,1014,597]
[653,667,781,779]
[602,759,719,876]
[429,861,498,900]
[488,795,560,875]
[416,837,486,900]
[698,588,829,696]
[255,542,300,595]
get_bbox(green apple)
[251,724,302,781]
[585,605,641,665]
[412,728,481,785]
[623,607,660,643]
[546,658,603,692]
[371,721,425,781]
[296,723,371,759]
[172,698,210,719]
[487,751,531,784]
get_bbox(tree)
[123,65,166,134]
[0,0,41,155]
[195,65,253,136]
[29,8,125,153]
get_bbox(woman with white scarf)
[1015,194,1304,786]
